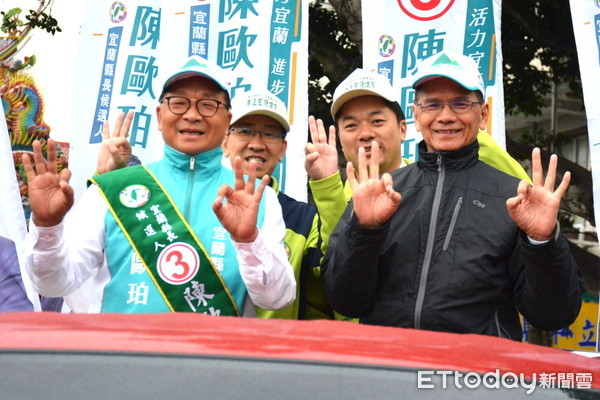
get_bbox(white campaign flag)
[362,0,505,161]
[68,0,309,202]
[0,102,26,243]
[569,1,600,232]
[0,102,40,310]
[569,0,600,352]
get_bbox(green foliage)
[558,210,575,235]
[1,5,61,36]
[501,0,582,116]
[1,8,24,34]
[308,1,360,122]
[517,126,569,153]
[25,8,61,35]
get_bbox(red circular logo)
[397,0,455,21]
[157,242,200,285]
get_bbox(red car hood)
[0,312,597,386]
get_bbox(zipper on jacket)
[442,197,462,251]
[495,311,511,339]
[414,153,445,329]
[184,156,196,218]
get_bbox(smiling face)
[413,77,488,153]
[222,114,287,178]
[156,76,232,156]
[336,95,406,174]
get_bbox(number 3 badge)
[157,242,200,285]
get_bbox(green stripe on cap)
[182,58,207,69]
[431,53,460,68]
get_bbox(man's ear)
[278,140,288,162]
[156,105,163,131]
[222,134,230,158]
[398,120,407,142]
[412,105,421,131]
[479,101,490,131]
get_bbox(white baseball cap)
[330,68,399,116]
[160,55,232,98]
[412,50,485,96]
[230,89,290,134]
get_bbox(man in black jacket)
[321,50,582,340]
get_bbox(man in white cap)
[306,67,531,205]
[321,50,582,339]
[222,88,339,319]
[306,66,533,322]
[21,56,295,315]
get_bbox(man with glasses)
[21,56,295,315]
[307,67,534,323]
[307,67,532,208]
[321,51,582,339]
[221,88,340,320]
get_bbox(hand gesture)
[348,141,401,229]
[96,111,134,174]
[506,148,570,241]
[212,157,270,243]
[22,139,74,227]
[305,115,339,180]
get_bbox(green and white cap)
[230,89,290,134]
[331,68,399,116]
[412,51,485,96]
[160,56,231,98]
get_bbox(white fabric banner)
[569,1,600,232]
[569,0,600,352]
[361,0,505,161]
[0,102,26,244]
[68,0,309,202]
[0,101,40,309]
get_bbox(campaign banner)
[569,0,600,351]
[0,101,40,310]
[362,0,505,161]
[0,102,26,244]
[69,0,309,202]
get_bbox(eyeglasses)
[228,127,285,143]
[415,99,483,114]
[162,96,228,117]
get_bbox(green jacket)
[255,177,344,320]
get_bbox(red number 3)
[167,250,190,279]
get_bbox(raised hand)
[305,115,339,180]
[212,156,270,243]
[22,139,74,227]
[347,141,401,229]
[506,148,570,241]
[96,111,134,174]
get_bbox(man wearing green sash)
[22,56,296,315]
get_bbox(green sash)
[92,166,240,316]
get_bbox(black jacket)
[322,140,582,340]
